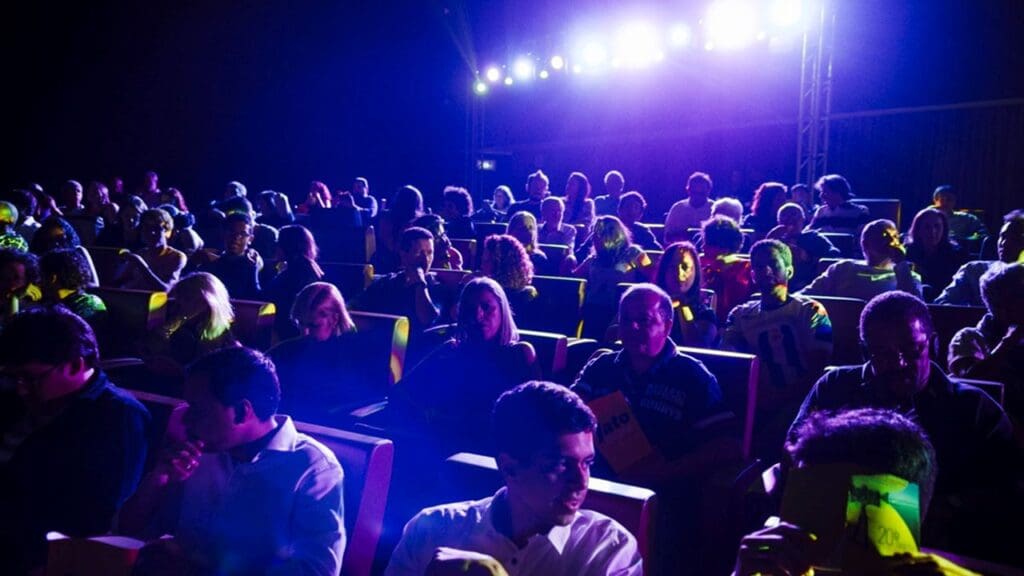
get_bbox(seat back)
[815,257,845,276]
[311,222,376,264]
[127,389,393,576]
[537,243,571,275]
[442,452,657,570]
[517,275,587,337]
[810,296,867,365]
[350,312,410,386]
[820,233,856,258]
[230,299,276,350]
[474,222,508,242]
[86,246,126,286]
[518,329,568,379]
[677,346,760,461]
[646,223,665,245]
[321,262,374,301]
[89,287,168,355]
[927,304,986,370]
[855,198,902,230]
[644,250,663,270]
[448,238,477,270]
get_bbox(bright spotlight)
[572,64,583,74]
[771,0,803,28]
[538,69,550,79]
[614,21,662,68]
[473,80,488,95]
[550,55,565,70]
[513,57,535,80]
[581,41,608,66]
[705,1,758,50]
[504,76,514,86]
[669,24,692,47]
[485,66,502,83]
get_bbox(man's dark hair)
[492,381,597,462]
[619,190,647,210]
[932,185,956,202]
[751,239,793,270]
[815,174,853,201]
[220,196,253,217]
[980,262,1024,314]
[443,186,474,217]
[0,247,40,285]
[30,217,81,255]
[223,211,254,229]
[702,215,744,253]
[399,226,434,252]
[186,347,281,421]
[40,248,93,291]
[859,291,934,343]
[0,306,100,368]
[1005,209,1024,225]
[786,408,937,513]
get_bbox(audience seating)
[644,250,663,270]
[927,304,986,370]
[441,452,658,572]
[350,312,410,387]
[86,245,126,286]
[677,346,761,461]
[474,222,507,241]
[518,329,569,380]
[88,287,168,356]
[821,232,857,258]
[448,238,476,269]
[815,256,845,276]
[311,223,377,264]
[228,299,276,350]
[561,338,601,385]
[127,390,394,576]
[517,275,586,337]
[810,295,867,365]
[951,377,1004,406]
[537,243,571,275]
[855,198,902,230]
[646,222,665,245]
[321,262,374,300]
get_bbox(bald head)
[0,201,19,226]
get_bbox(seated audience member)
[255,189,296,229]
[295,180,332,216]
[58,179,86,216]
[904,207,969,297]
[948,263,1024,427]
[593,170,625,217]
[617,191,662,250]
[375,185,425,274]
[39,248,108,326]
[654,242,718,348]
[170,209,204,255]
[507,211,549,273]
[266,225,324,338]
[0,248,40,325]
[741,182,788,242]
[386,381,642,576]
[934,209,1024,305]
[196,212,263,300]
[114,208,187,291]
[474,185,515,222]
[441,186,476,239]
[391,277,537,452]
[711,196,744,223]
[538,196,577,250]
[84,180,118,222]
[96,195,146,249]
[29,184,62,224]
[0,188,42,243]
[148,272,239,370]
[136,171,165,209]
[0,201,29,252]
[351,177,378,219]
[665,171,714,244]
[479,234,538,314]
[806,174,870,235]
[789,291,1020,562]
[0,308,149,574]
[766,202,840,291]
[222,180,247,201]
[735,409,974,576]
[574,216,653,339]
[564,171,596,230]
[269,282,378,421]
[356,226,440,332]
[700,215,753,320]
[414,213,463,270]
[932,185,987,246]
[28,216,99,286]
[788,183,818,218]
[723,240,832,450]
[118,347,345,575]
[800,219,922,300]
[507,170,550,221]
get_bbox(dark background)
[4,0,1022,226]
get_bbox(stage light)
[771,0,802,28]
[614,21,662,68]
[473,80,488,95]
[485,66,502,83]
[550,55,565,70]
[504,76,514,86]
[669,24,692,48]
[581,41,608,66]
[539,69,550,79]
[513,57,535,80]
[572,64,583,74]
[705,1,758,50]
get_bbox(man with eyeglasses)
[0,307,150,574]
[198,211,263,300]
[788,290,1020,564]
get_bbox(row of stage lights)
[473,0,809,95]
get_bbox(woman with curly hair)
[742,182,789,242]
[29,216,99,287]
[479,234,537,315]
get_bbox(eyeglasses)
[7,364,62,389]
[865,344,929,366]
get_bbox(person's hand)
[1001,324,1024,348]
[405,266,427,286]
[734,521,817,576]
[149,440,204,486]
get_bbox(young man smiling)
[385,381,641,576]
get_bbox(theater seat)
[321,262,374,301]
[350,311,410,387]
[927,304,986,371]
[86,245,126,286]
[441,452,657,572]
[311,223,376,264]
[88,286,168,356]
[517,275,586,337]
[229,299,276,350]
[518,329,568,380]
[810,295,867,365]
[448,239,477,270]
[855,198,902,230]
[677,346,761,461]
[536,243,571,275]
[820,232,857,258]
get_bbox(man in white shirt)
[385,381,642,576]
[665,172,713,244]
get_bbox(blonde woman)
[149,272,239,370]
